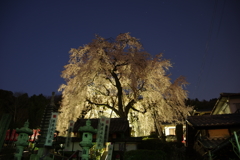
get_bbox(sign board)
[65,120,75,148]
[106,144,113,160]
[96,116,110,149]
[45,112,58,146]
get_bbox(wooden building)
[59,118,142,160]
[186,109,240,159]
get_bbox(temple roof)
[186,113,240,129]
[73,118,130,134]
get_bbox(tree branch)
[105,77,115,87]
[93,85,110,96]
[111,71,124,115]
[164,99,186,121]
[125,99,147,118]
[86,99,121,116]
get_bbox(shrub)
[124,149,167,160]
[138,139,174,154]
[132,139,186,160]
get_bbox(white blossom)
[57,33,192,136]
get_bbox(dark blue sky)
[1,0,239,100]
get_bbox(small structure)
[78,119,97,160]
[186,113,240,159]
[14,120,33,160]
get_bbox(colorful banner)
[44,112,58,146]
[29,129,36,142]
[5,129,40,142]
[9,129,15,141]
[29,129,40,142]
[14,133,19,141]
[5,129,10,141]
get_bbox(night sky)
[1,0,239,100]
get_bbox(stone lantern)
[14,120,33,160]
[78,119,97,160]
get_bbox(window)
[169,128,175,135]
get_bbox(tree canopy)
[57,33,192,136]
[0,89,61,129]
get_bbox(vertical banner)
[106,144,113,160]
[105,118,110,142]
[29,129,39,142]
[29,129,36,142]
[64,120,75,149]
[44,112,58,146]
[5,129,10,141]
[35,129,40,141]
[29,129,40,142]
[13,133,19,141]
[9,129,16,141]
[96,116,110,149]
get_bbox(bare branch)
[86,99,121,116]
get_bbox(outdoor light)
[60,143,64,149]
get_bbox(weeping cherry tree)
[57,33,192,136]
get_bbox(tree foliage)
[185,98,217,110]
[0,90,29,128]
[57,33,192,136]
[0,89,61,129]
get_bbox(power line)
[202,0,226,98]
[217,0,226,38]
[193,0,218,99]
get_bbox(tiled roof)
[73,118,130,134]
[220,92,240,97]
[186,114,240,129]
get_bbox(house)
[161,121,186,142]
[211,93,240,114]
[186,93,240,159]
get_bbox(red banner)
[14,133,19,141]
[5,129,10,141]
[9,129,16,141]
[29,129,40,142]
[5,129,40,142]
[29,129,36,142]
